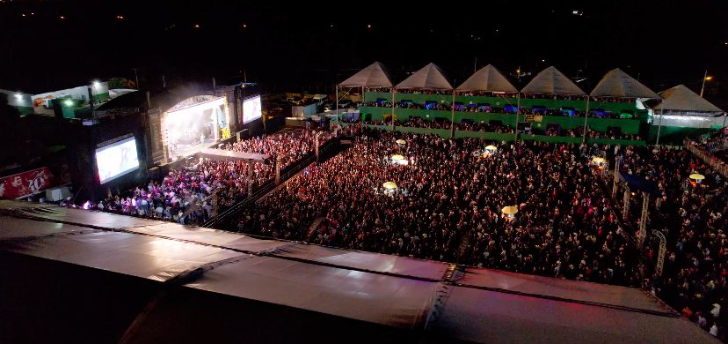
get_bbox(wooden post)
[612,156,620,199]
[514,93,521,143]
[450,91,456,138]
[582,95,590,143]
[655,106,664,146]
[391,88,396,131]
[622,186,631,221]
[315,133,320,163]
[275,156,281,185]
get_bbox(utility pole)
[700,70,708,98]
[133,68,140,89]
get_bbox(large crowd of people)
[361,100,636,119]
[353,116,640,141]
[223,128,336,169]
[702,132,728,162]
[236,127,728,339]
[44,120,728,339]
[60,128,335,226]
[239,128,637,284]
[65,157,273,225]
[613,144,728,338]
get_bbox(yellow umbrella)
[592,157,606,165]
[484,145,497,151]
[396,139,406,145]
[501,206,518,216]
[391,154,405,162]
[383,181,398,190]
[689,173,705,181]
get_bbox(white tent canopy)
[396,63,453,90]
[456,64,518,93]
[339,62,393,88]
[521,66,585,96]
[590,68,660,99]
[654,84,724,113]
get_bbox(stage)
[197,148,269,162]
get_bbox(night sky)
[0,0,726,105]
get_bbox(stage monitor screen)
[96,136,140,184]
[243,95,263,124]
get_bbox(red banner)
[0,167,55,199]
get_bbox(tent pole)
[335,85,339,120]
[582,95,590,143]
[391,87,395,131]
[655,106,664,146]
[450,91,456,138]
[514,93,521,143]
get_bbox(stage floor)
[170,140,219,161]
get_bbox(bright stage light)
[64,99,74,107]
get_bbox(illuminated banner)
[0,167,55,199]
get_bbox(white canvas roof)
[590,68,660,98]
[396,63,453,90]
[521,66,585,95]
[459,268,668,313]
[654,84,724,113]
[456,64,518,93]
[273,243,449,280]
[432,286,716,344]
[339,62,393,88]
[185,255,441,328]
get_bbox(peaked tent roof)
[590,68,660,98]
[521,66,585,96]
[339,62,393,88]
[395,63,453,90]
[456,64,518,93]
[653,84,724,113]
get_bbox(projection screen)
[243,95,263,124]
[96,136,140,184]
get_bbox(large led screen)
[96,136,140,184]
[243,95,263,124]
